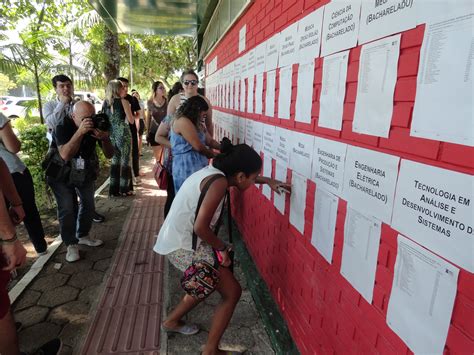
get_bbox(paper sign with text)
[343,145,400,223]
[392,160,474,272]
[312,137,347,197]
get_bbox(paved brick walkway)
[80,176,165,354]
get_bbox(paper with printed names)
[411,11,474,146]
[387,235,459,355]
[255,73,264,114]
[278,65,292,119]
[247,75,254,113]
[340,207,381,303]
[265,70,276,117]
[252,121,264,153]
[289,172,307,234]
[240,79,246,112]
[319,50,349,131]
[295,61,315,124]
[311,187,339,264]
[353,34,401,138]
[262,153,273,200]
[274,163,288,214]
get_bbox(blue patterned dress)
[170,128,208,192]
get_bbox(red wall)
[205,0,474,353]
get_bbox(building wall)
[204,0,474,353]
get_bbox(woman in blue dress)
[170,96,220,192]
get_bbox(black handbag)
[42,147,70,182]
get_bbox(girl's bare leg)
[162,294,201,329]
[202,267,242,355]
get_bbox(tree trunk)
[69,37,74,83]
[103,26,120,83]
[33,62,44,124]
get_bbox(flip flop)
[162,323,199,335]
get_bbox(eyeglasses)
[183,80,198,86]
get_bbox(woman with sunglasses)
[146,81,168,162]
[167,69,214,137]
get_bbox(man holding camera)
[44,74,106,223]
[48,101,114,262]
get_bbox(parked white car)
[74,91,103,113]
[0,97,39,119]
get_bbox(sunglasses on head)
[183,80,198,86]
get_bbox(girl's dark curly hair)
[175,96,209,128]
[213,139,262,177]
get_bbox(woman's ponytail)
[213,142,262,177]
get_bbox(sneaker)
[78,236,104,247]
[92,211,105,223]
[34,338,62,355]
[66,245,80,263]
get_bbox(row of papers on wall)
[206,0,473,147]
[213,110,472,354]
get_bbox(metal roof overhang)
[88,0,216,37]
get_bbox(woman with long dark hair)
[169,95,220,192]
[146,81,168,162]
[154,141,290,355]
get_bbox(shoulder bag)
[180,174,230,299]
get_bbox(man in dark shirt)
[48,101,114,262]
[117,77,141,180]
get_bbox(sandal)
[162,323,199,335]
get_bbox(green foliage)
[17,124,51,207]
[0,73,16,94]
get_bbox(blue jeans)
[47,178,95,246]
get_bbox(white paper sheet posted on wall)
[343,145,400,224]
[319,50,349,131]
[353,34,401,138]
[265,70,276,117]
[340,206,381,303]
[358,0,418,45]
[387,235,459,355]
[278,65,292,120]
[312,137,347,197]
[297,6,324,63]
[391,159,474,272]
[321,0,362,57]
[410,12,474,147]
[289,131,314,178]
[262,153,272,200]
[274,163,288,214]
[290,172,307,235]
[279,22,299,68]
[239,25,246,53]
[295,61,315,124]
[311,187,339,264]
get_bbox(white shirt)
[43,97,74,131]
[153,165,225,255]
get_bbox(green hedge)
[16,123,52,208]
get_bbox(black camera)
[91,113,110,131]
